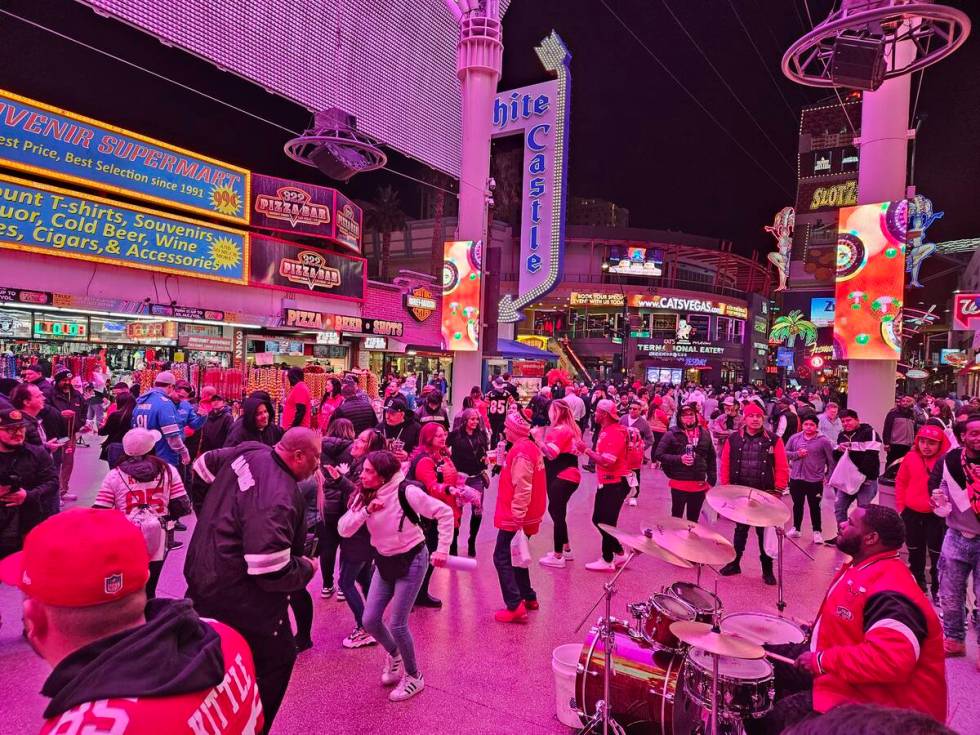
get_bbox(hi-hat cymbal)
[597,523,693,568]
[669,621,766,659]
[642,517,736,566]
[707,485,791,527]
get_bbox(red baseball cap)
[0,508,150,607]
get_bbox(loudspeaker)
[831,35,886,91]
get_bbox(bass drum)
[577,621,684,734]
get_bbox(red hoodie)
[894,424,950,513]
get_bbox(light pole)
[445,0,503,414]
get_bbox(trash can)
[552,643,583,728]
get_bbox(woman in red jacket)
[894,421,950,601]
[407,422,462,609]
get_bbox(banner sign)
[441,240,482,351]
[637,339,726,358]
[0,174,249,284]
[178,335,234,352]
[952,293,980,331]
[125,321,176,340]
[629,294,748,320]
[283,308,402,337]
[0,287,53,306]
[148,303,226,322]
[0,88,248,223]
[251,174,362,253]
[249,234,365,302]
[495,32,572,322]
[834,201,905,360]
[570,292,624,307]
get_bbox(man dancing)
[718,401,788,585]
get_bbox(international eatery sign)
[250,174,362,253]
[0,174,248,284]
[494,32,572,323]
[249,235,365,302]
[952,293,980,331]
[0,88,248,223]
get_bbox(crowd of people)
[0,360,978,734]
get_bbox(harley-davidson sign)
[251,174,363,253]
[250,235,365,302]
[405,286,437,322]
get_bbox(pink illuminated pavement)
[1,444,977,733]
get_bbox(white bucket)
[552,643,584,728]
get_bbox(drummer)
[718,401,788,585]
[745,505,946,734]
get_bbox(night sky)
[1,0,978,272]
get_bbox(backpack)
[624,426,645,470]
[396,482,423,532]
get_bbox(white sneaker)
[787,528,802,539]
[563,549,574,561]
[628,497,638,507]
[336,589,346,602]
[812,532,824,545]
[538,552,566,568]
[585,558,617,572]
[343,627,376,649]
[381,652,404,686]
[389,671,425,702]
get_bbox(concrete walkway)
[1,442,976,733]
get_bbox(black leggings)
[147,560,164,599]
[318,516,341,588]
[289,588,313,640]
[670,489,706,522]
[789,479,823,533]
[547,477,579,553]
[902,508,945,590]
[592,480,630,561]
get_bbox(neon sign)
[494,32,571,323]
[809,181,857,210]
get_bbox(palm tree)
[364,185,406,281]
[769,310,818,347]
[423,170,454,278]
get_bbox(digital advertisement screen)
[833,201,906,360]
[606,246,663,277]
[776,347,795,369]
[810,297,836,327]
[441,240,482,351]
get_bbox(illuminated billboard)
[810,297,836,327]
[441,240,482,351]
[833,201,906,360]
[605,246,663,277]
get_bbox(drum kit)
[574,485,813,735]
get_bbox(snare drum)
[577,620,684,734]
[720,612,806,646]
[681,647,775,719]
[669,582,723,624]
[641,593,698,652]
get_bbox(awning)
[496,338,556,360]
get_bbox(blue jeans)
[362,544,428,677]
[939,529,980,643]
[493,529,537,610]
[338,557,373,628]
[833,479,877,525]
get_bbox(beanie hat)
[504,408,532,438]
[742,402,765,417]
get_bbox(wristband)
[816,652,826,675]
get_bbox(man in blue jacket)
[131,371,189,467]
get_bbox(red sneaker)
[524,599,540,611]
[494,601,529,623]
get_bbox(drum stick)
[765,651,796,666]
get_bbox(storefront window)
[715,317,731,342]
[650,313,677,339]
[686,314,710,341]
[0,308,32,339]
[732,319,745,344]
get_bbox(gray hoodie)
[784,431,836,483]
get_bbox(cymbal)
[642,517,736,566]
[597,523,693,568]
[669,621,766,659]
[707,485,791,527]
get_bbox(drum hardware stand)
[575,551,637,735]
[773,527,815,614]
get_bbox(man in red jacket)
[493,408,547,623]
[747,505,946,734]
[1,508,264,735]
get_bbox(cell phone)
[304,535,319,558]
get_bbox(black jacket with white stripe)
[184,441,314,637]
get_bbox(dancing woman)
[533,400,582,568]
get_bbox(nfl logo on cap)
[104,573,124,595]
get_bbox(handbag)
[510,532,532,568]
[829,450,866,496]
[375,542,423,583]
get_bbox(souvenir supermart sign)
[495,32,571,323]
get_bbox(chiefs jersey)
[485,389,511,425]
